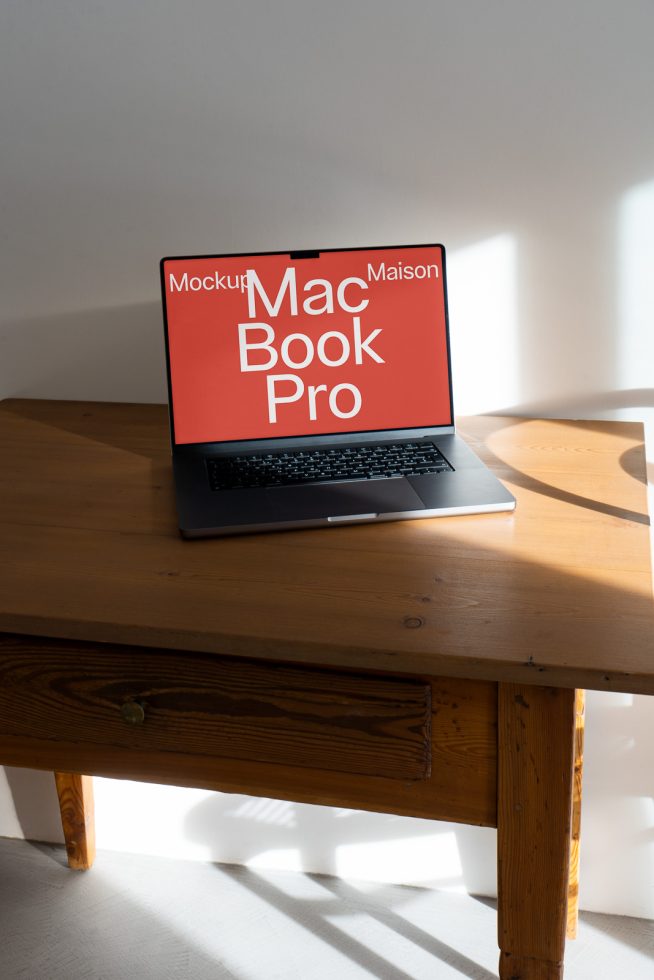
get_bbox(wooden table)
[1,400,652,980]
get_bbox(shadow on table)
[2,401,653,971]
[458,406,652,526]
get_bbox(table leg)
[566,690,585,940]
[497,684,576,980]
[54,772,96,870]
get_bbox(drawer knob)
[120,700,145,725]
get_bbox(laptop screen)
[161,244,453,446]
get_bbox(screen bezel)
[160,243,454,449]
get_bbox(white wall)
[2,1,654,917]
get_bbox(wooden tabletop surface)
[1,399,652,693]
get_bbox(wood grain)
[499,952,563,979]
[0,637,498,826]
[566,689,585,940]
[497,683,576,978]
[0,634,431,782]
[54,772,95,870]
[0,401,652,695]
[1,400,650,980]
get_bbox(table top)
[1,399,652,693]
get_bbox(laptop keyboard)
[207,442,453,491]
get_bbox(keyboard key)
[207,442,453,491]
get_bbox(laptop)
[160,243,515,537]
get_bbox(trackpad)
[319,477,425,519]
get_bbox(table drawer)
[0,635,431,781]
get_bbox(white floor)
[0,837,653,979]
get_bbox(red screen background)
[163,246,452,444]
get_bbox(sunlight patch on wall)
[579,795,654,919]
[229,797,297,827]
[335,830,464,889]
[94,777,216,861]
[617,179,654,485]
[447,234,519,416]
[245,848,304,872]
[618,179,654,399]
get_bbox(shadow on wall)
[580,691,654,918]
[1,767,64,845]
[183,792,497,896]
[0,302,166,404]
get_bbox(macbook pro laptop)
[160,243,515,537]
